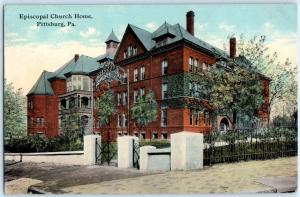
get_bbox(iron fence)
[203,125,297,166]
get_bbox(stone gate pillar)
[84,134,101,165]
[117,136,139,168]
[171,132,203,170]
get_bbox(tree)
[60,110,84,143]
[4,79,26,143]
[95,90,116,127]
[206,63,263,128]
[237,35,297,122]
[131,90,158,139]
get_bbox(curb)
[27,186,51,194]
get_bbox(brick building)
[27,11,270,139]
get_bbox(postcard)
[3,3,297,194]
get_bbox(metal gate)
[132,139,140,169]
[95,131,117,166]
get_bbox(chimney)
[229,37,236,58]
[74,54,79,62]
[186,11,194,35]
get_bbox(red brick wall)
[51,79,66,95]
[27,95,58,137]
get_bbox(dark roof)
[27,71,54,96]
[127,23,228,59]
[105,30,120,43]
[50,55,100,79]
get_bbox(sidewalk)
[62,157,297,194]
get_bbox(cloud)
[8,38,28,43]
[218,22,235,32]
[59,26,72,33]
[4,41,106,94]
[264,22,274,31]
[6,32,18,38]
[266,32,297,68]
[196,22,208,33]
[145,22,158,31]
[80,27,99,38]
[30,25,40,31]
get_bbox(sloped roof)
[96,53,115,63]
[27,71,54,96]
[152,22,176,40]
[50,55,100,79]
[105,30,120,43]
[127,23,228,59]
[128,24,156,51]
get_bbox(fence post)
[84,134,101,165]
[117,136,139,168]
[171,132,204,170]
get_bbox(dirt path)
[62,157,297,194]
[4,162,154,194]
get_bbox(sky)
[4,4,297,95]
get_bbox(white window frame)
[140,65,145,80]
[134,68,138,82]
[162,83,168,99]
[161,59,168,75]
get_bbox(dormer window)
[128,45,133,57]
[156,38,168,47]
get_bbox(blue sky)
[4,4,297,94]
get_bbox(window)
[194,59,199,72]
[140,87,145,97]
[122,114,127,127]
[134,90,139,103]
[189,82,193,97]
[41,118,44,126]
[140,66,145,80]
[117,93,121,106]
[123,51,127,59]
[194,111,199,125]
[134,67,138,82]
[161,59,168,75]
[128,45,133,57]
[140,132,146,140]
[133,47,137,55]
[162,83,168,99]
[117,115,122,128]
[83,77,89,91]
[122,92,128,105]
[189,109,193,125]
[161,132,168,140]
[122,72,128,84]
[161,109,167,126]
[152,132,158,140]
[203,111,207,126]
[157,38,168,47]
[189,57,194,72]
[36,118,40,126]
[203,62,207,71]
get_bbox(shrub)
[139,140,170,148]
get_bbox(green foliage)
[95,90,116,126]
[237,35,297,119]
[4,79,26,143]
[131,90,158,128]
[4,134,83,153]
[139,140,170,148]
[205,64,263,127]
[60,111,84,143]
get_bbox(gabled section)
[27,71,54,96]
[152,22,176,41]
[115,24,153,63]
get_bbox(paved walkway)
[62,157,297,194]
